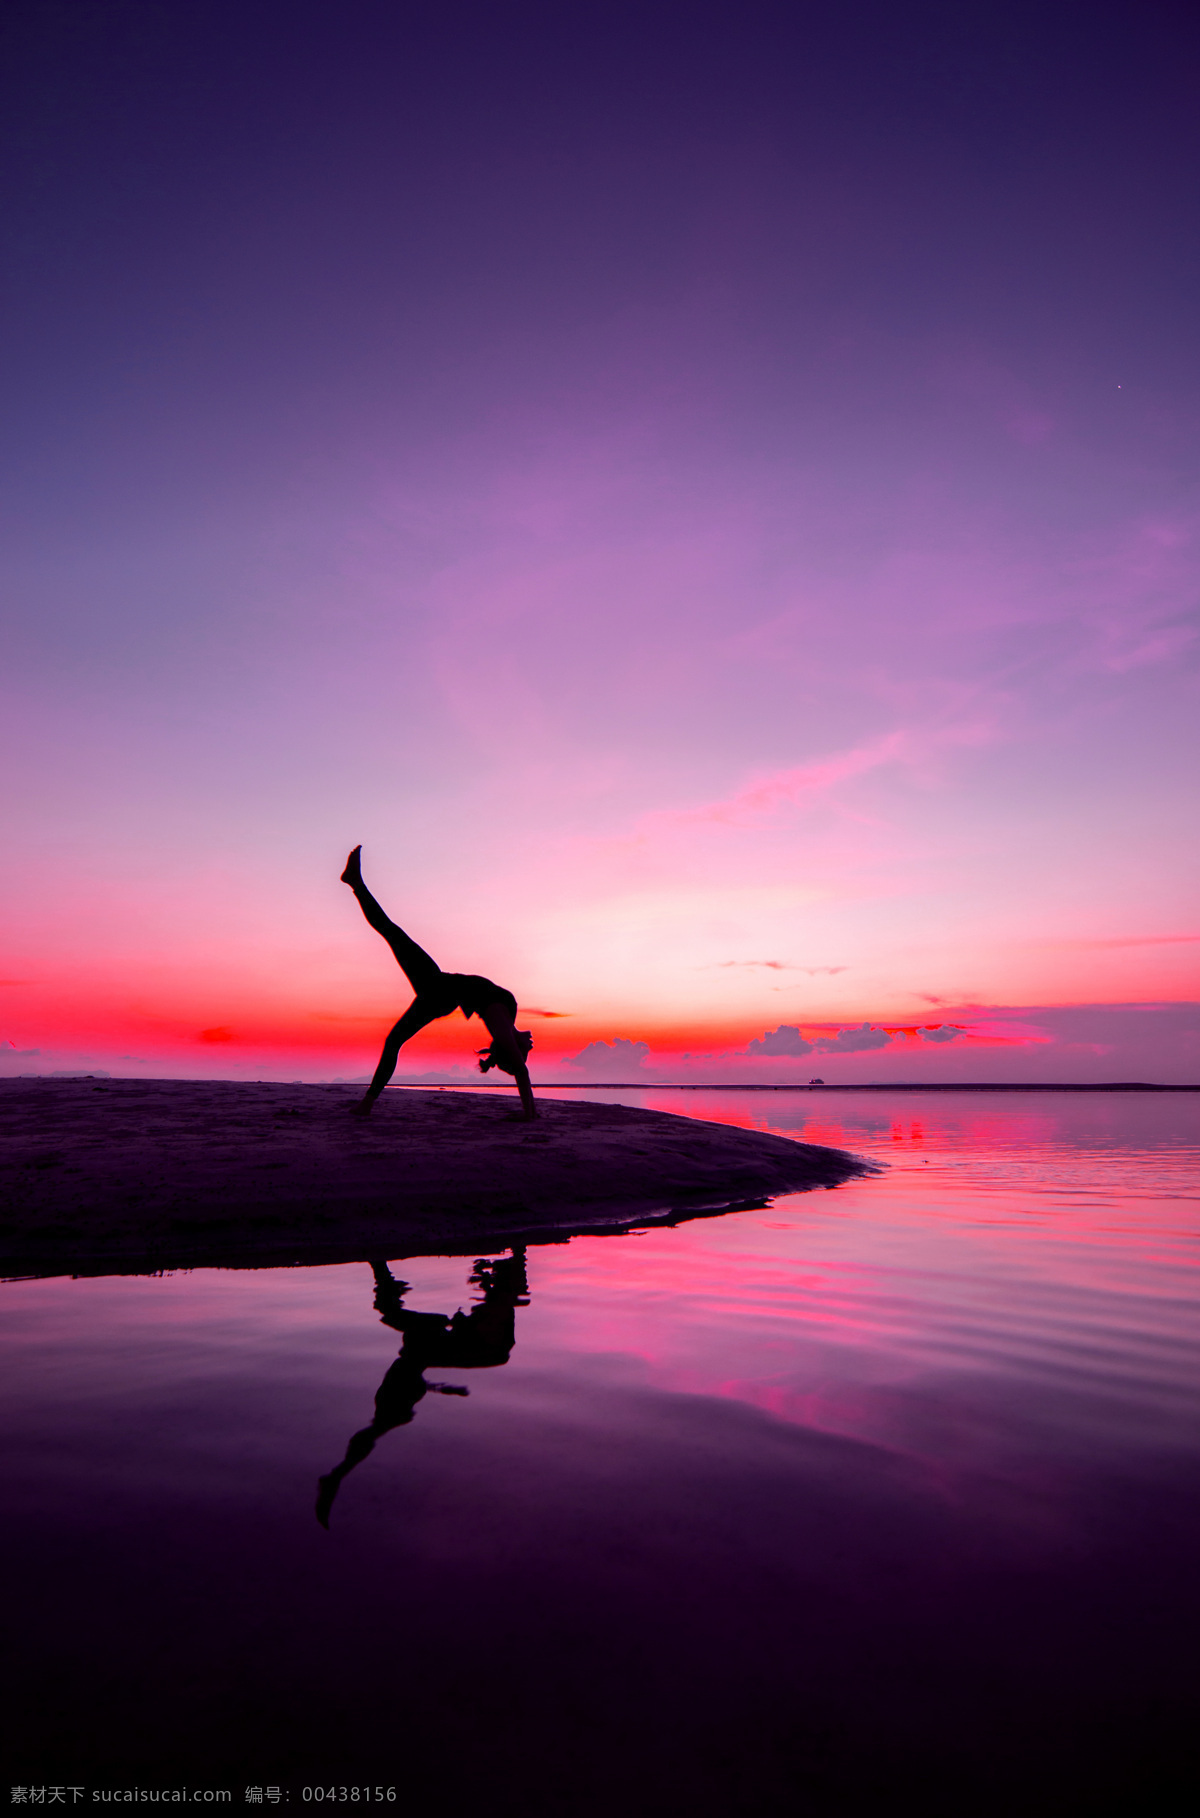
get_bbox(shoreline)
[0,1078,871,1280]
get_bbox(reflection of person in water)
[315,1249,529,1527]
[341,845,536,1119]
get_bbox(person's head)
[477,1029,532,1075]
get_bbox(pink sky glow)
[2,9,1197,1084]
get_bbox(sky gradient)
[2,0,1198,1084]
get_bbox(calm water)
[4,1089,1198,1814]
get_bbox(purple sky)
[2,0,1198,1083]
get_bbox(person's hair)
[477,1030,532,1076]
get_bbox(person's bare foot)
[341,845,363,885]
[348,1099,373,1117]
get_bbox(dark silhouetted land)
[0,1078,869,1278]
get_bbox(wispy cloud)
[1041,935,1200,949]
[1066,514,1200,674]
[664,732,910,827]
[706,960,847,974]
[635,719,995,838]
[310,1012,391,1024]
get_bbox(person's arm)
[478,1005,537,1119]
[513,1061,537,1121]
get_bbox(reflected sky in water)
[531,1090,1200,1466]
[3,1089,1198,1809]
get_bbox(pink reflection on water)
[514,1089,1200,1474]
[1,1089,1195,1517]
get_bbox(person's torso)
[442,973,517,1020]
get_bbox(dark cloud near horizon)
[564,1038,652,1076]
[744,1020,966,1056]
[818,1023,892,1053]
[744,1026,815,1057]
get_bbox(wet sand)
[0,1078,869,1276]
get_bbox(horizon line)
[6,1074,1197,1092]
[417,1080,1199,1092]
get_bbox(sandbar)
[0,1078,870,1277]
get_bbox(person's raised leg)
[315,1355,426,1527]
[341,846,443,996]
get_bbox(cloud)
[744,1020,922,1057]
[664,732,910,827]
[562,1037,651,1077]
[522,1007,573,1017]
[919,1025,962,1042]
[1071,514,1200,674]
[2,1046,40,1056]
[392,1065,480,1084]
[711,961,847,975]
[1103,622,1198,672]
[712,959,794,970]
[638,720,994,837]
[310,1012,391,1024]
[742,1025,815,1057]
[814,1023,891,1052]
[1044,935,1200,950]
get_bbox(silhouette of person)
[341,845,536,1119]
[315,1250,530,1527]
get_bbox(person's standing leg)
[371,1261,411,1329]
[341,845,443,995]
[354,998,445,1115]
